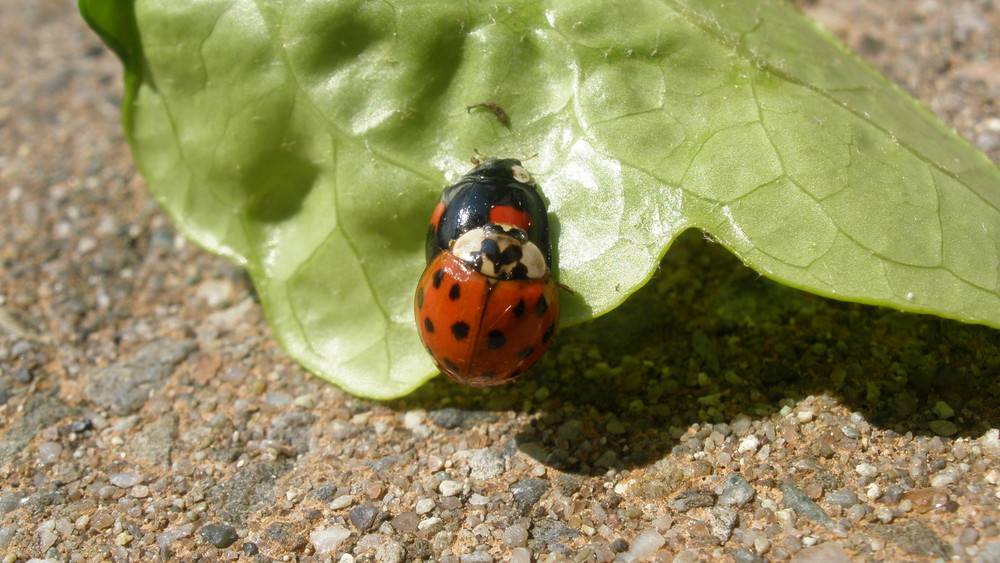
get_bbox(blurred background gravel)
[1,1,999,561]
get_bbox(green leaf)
[81,0,1000,399]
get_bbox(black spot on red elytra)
[542,324,554,344]
[432,269,445,289]
[536,295,548,317]
[416,287,425,309]
[517,346,534,360]
[423,317,435,333]
[487,330,506,349]
[449,284,461,301]
[442,358,460,373]
[451,321,469,341]
[512,299,526,317]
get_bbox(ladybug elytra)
[415,158,559,387]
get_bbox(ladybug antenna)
[470,148,490,165]
[521,153,539,163]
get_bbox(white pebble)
[622,529,666,561]
[310,525,351,554]
[855,463,878,478]
[403,410,425,429]
[330,495,353,509]
[417,517,444,535]
[37,442,63,464]
[737,435,760,453]
[439,480,463,497]
[415,498,436,514]
[109,472,142,488]
[930,466,964,487]
[510,547,532,563]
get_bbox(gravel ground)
[2,1,1000,561]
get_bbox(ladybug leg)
[556,282,576,295]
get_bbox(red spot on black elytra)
[487,330,506,349]
[451,321,469,341]
[430,202,446,231]
[449,283,461,301]
[423,317,435,333]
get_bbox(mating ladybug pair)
[415,158,559,388]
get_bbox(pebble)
[310,525,351,555]
[718,473,755,506]
[374,539,405,563]
[36,442,62,464]
[930,466,963,487]
[415,498,435,514]
[869,520,950,558]
[669,489,716,511]
[0,526,15,551]
[824,490,858,507]
[0,492,27,515]
[875,506,894,523]
[790,541,852,563]
[156,524,193,549]
[781,484,833,528]
[439,480,463,497]
[89,510,114,530]
[331,495,353,509]
[109,472,142,488]
[461,448,505,480]
[931,401,954,419]
[391,511,419,533]
[309,484,337,501]
[199,523,238,548]
[557,419,583,441]
[978,540,1000,561]
[845,504,868,522]
[738,435,760,453]
[620,529,665,562]
[349,504,379,530]
[427,408,490,429]
[980,429,1000,455]
[531,519,578,544]
[928,420,958,437]
[706,506,738,543]
[460,551,494,563]
[418,517,444,535]
[510,547,532,563]
[731,548,766,563]
[503,524,528,547]
[855,463,878,478]
[509,478,549,509]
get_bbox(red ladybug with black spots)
[415,158,559,387]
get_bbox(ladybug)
[415,158,559,387]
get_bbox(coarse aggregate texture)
[2,0,1000,561]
